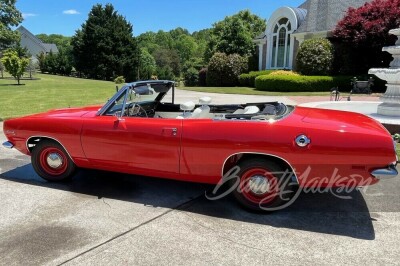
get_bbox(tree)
[157,66,175,80]
[137,27,211,79]
[0,61,4,78]
[332,0,400,74]
[153,48,181,77]
[183,67,199,86]
[36,52,47,73]
[137,31,160,55]
[0,0,23,49]
[206,10,266,61]
[174,35,198,63]
[45,50,57,74]
[206,52,248,86]
[55,48,73,75]
[36,34,72,51]
[138,48,156,80]
[71,4,139,81]
[1,49,29,85]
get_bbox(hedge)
[238,70,276,87]
[255,75,353,92]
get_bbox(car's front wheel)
[31,140,76,181]
[230,158,297,212]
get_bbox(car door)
[80,115,182,178]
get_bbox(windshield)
[103,84,165,116]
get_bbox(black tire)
[230,158,297,212]
[31,140,76,181]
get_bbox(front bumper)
[2,141,14,149]
[371,163,398,180]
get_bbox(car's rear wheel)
[230,158,296,212]
[31,140,76,181]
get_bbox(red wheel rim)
[239,168,279,205]
[39,147,68,176]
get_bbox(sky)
[16,0,304,37]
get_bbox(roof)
[292,7,308,28]
[16,26,59,53]
[42,43,59,53]
[254,32,266,40]
[295,0,372,34]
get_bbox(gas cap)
[295,135,311,147]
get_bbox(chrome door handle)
[162,127,178,136]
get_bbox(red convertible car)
[2,80,398,211]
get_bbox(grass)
[0,73,116,120]
[180,86,331,96]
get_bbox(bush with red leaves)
[332,0,400,74]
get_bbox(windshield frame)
[96,80,175,117]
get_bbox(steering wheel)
[126,103,148,117]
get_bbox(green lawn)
[0,74,116,120]
[397,143,400,157]
[180,86,331,96]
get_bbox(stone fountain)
[369,28,400,117]
[298,28,400,133]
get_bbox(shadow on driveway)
[1,164,375,240]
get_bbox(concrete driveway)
[164,88,297,105]
[1,92,400,265]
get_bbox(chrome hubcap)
[47,153,63,169]
[248,175,270,195]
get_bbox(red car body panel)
[3,104,397,188]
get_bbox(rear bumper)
[371,163,398,180]
[2,141,14,149]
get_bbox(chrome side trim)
[26,136,76,164]
[371,164,398,180]
[221,152,299,184]
[2,141,14,149]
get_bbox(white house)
[16,26,58,61]
[254,0,372,71]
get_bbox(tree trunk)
[17,76,20,85]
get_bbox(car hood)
[24,105,102,118]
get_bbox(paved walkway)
[165,89,297,105]
[168,89,382,106]
[289,94,381,105]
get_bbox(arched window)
[271,18,291,68]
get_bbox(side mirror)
[114,111,122,120]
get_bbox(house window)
[271,18,291,69]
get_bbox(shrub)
[296,38,334,75]
[157,66,175,80]
[255,75,352,92]
[183,67,199,86]
[238,70,276,87]
[206,52,248,86]
[114,76,125,84]
[268,70,300,76]
[198,68,207,86]
[206,53,228,86]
